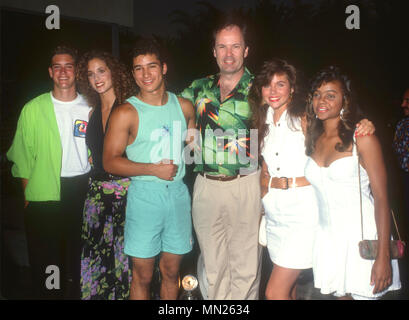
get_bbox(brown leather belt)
[270,176,310,189]
[199,172,248,182]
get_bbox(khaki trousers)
[192,172,262,300]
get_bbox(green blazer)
[7,92,63,201]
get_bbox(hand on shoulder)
[355,132,384,172]
[355,132,379,149]
[355,119,375,137]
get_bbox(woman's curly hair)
[76,51,136,108]
[305,66,362,156]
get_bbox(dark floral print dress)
[80,101,132,300]
[81,178,131,299]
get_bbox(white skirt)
[262,185,318,269]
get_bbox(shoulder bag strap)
[355,141,364,241]
[356,139,402,241]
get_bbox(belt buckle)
[218,175,236,181]
[280,177,289,190]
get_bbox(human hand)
[154,159,178,181]
[355,119,375,137]
[370,257,392,294]
[24,200,29,209]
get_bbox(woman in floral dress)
[76,51,136,299]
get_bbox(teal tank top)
[126,92,187,183]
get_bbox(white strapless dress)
[304,151,401,299]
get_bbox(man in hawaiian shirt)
[393,88,409,218]
[181,15,262,300]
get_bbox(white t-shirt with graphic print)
[52,92,91,177]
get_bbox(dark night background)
[1,0,408,300]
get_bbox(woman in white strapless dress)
[304,66,401,299]
[249,60,374,300]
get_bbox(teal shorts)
[124,180,193,258]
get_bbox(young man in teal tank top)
[103,38,196,300]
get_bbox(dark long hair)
[76,51,136,108]
[249,58,304,155]
[305,66,362,156]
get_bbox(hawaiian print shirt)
[181,68,257,176]
[393,117,409,172]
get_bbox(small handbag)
[356,145,406,260]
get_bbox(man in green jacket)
[7,46,91,299]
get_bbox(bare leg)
[265,263,301,300]
[130,257,155,300]
[159,252,183,300]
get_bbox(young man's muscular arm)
[178,97,197,145]
[103,103,177,181]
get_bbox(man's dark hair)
[131,37,166,65]
[212,14,248,47]
[49,45,78,66]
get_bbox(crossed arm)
[103,103,177,180]
[103,98,196,181]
